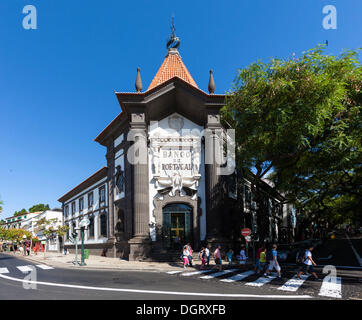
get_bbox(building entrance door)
[162,203,193,249]
[170,213,185,242]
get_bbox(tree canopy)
[0,227,32,243]
[14,209,27,217]
[29,204,50,213]
[222,45,361,231]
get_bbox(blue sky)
[0,0,361,219]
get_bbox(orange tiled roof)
[147,50,198,91]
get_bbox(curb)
[1,252,187,272]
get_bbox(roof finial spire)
[208,69,215,94]
[135,67,142,92]
[167,16,180,52]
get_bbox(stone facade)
[58,39,293,261]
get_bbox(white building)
[21,209,63,252]
[58,167,109,255]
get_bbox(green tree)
[222,45,362,238]
[35,217,69,255]
[28,204,50,213]
[2,228,32,243]
[14,209,27,217]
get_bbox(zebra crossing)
[0,264,54,275]
[165,268,344,299]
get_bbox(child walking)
[226,248,233,266]
[182,246,190,269]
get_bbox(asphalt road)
[0,253,361,300]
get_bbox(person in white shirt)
[205,246,210,266]
[296,245,320,280]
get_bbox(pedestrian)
[213,244,222,271]
[26,245,30,256]
[296,246,306,275]
[199,247,206,270]
[205,245,210,267]
[182,246,190,269]
[186,243,193,267]
[226,248,233,266]
[258,247,267,274]
[296,245,320,281]
[254,245,264,273]
[239,245,247,269]
[264,244,281,278]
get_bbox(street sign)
[244,235,251,242]
[241,228,251,237]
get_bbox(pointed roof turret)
[147,18,198,91]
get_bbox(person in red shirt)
[254,245,264,273]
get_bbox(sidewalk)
[2,251,254,273]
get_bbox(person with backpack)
[257,247,267,274]
[296,245,320,281]
[264,244,281,278]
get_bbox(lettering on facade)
[150,135,201,200]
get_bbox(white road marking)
[277,274,309,292]
[245,275,277,287]
[319,276,342,299]
[36,264,54,270]
[346,234,362,267]
[0,268,9,274]
[220,270,254,283]
[200,269,238,280]
[180,270,212,277]
[166,270,184,274]
[0,273,313,299]
[17,266,33,273]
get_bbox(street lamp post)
[80,226,86,266]
[79,218,90,266]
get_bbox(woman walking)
[213,244,222,271]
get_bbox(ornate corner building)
[58,27,294,260]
